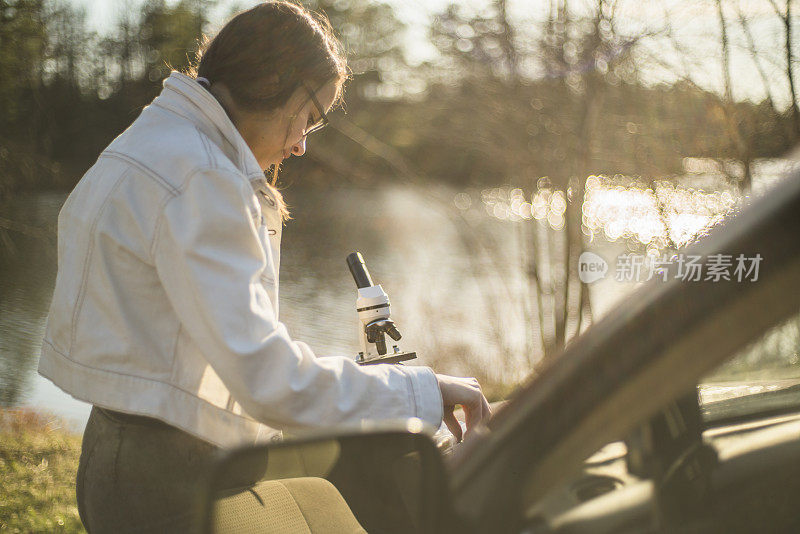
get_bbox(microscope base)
[357,352,417,366]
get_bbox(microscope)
[346,252,417,366]
[347,252,465,451]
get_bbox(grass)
[0,408,85,533]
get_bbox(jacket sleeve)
[152,168,442,431]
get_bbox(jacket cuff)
[401,365,443,429]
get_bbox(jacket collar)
[151,71,265,181]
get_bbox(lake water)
[1,162,793,432]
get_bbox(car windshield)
[699,309,800,424]
[577,166,800,427]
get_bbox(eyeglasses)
[302,83,329,137]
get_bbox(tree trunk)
[786,1,800,136]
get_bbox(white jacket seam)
[149,166,244,258]
[404,367,420,418]
[178,166,245,195]
[68,170,130,354]
[150,101,217,170]
[149,192,176,260]
[198,131,217,168]
[42,339,258,424]
[102,151,179,195]
[168,321,182,384]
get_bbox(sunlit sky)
[69,0,793,107]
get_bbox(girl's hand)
[435,374,492,442]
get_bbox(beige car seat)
[213,476,366,534]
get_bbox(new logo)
[578,251,608,283]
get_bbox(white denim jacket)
[38,71,442,448]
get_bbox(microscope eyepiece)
[346,252,374,289]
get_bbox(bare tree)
[735,0,778,112]
[767,0,800,136]
[716,0,753,189]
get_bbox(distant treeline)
[0,0,796,200]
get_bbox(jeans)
[76,406,222,533]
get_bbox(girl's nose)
[291,137,306,157]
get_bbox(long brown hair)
[186,1,348,221]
